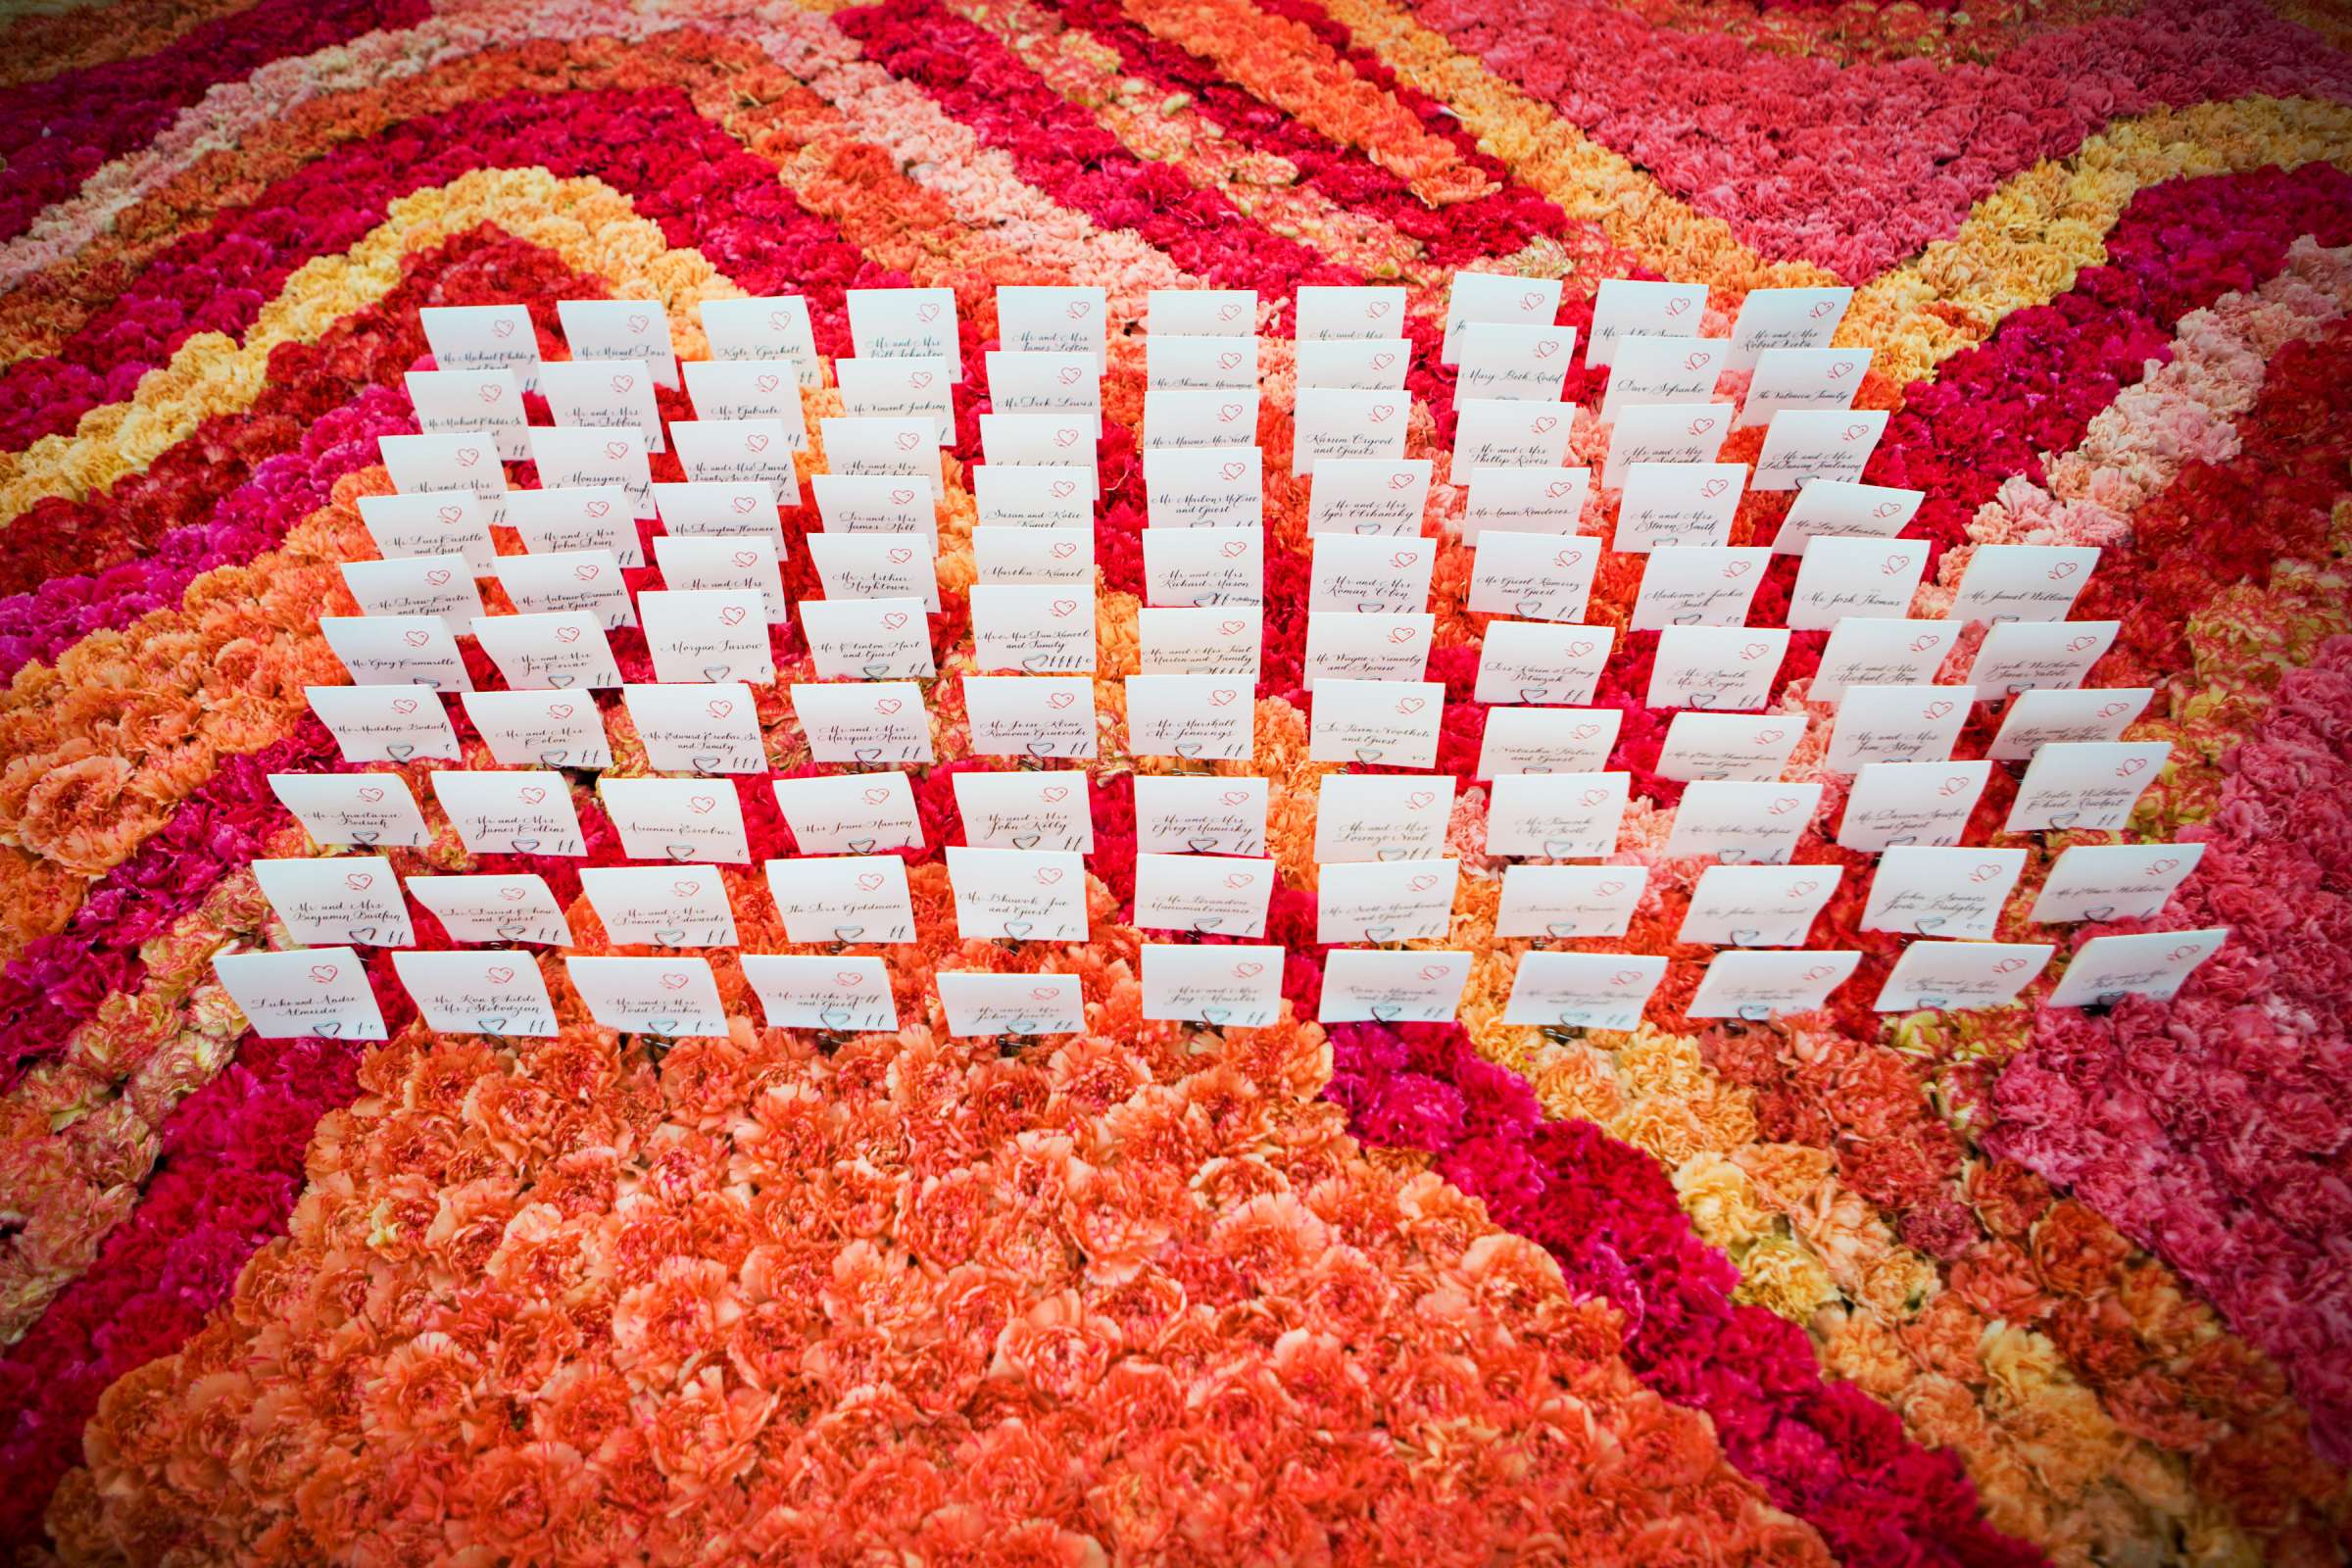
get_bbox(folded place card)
[1308,532,1434,614]
[1787,535,1929,629]
[598,776,751,864]
[1599,403,1734,489]
[651,536,787,630]
[270,773,429,850]
[670,417,801,501]
[1460,466,1590,544]
[2030,841,2204,924]
[406,368,528,460]
[764,855,916,945]
[1874,940,2053,1013]
[539,359,663,454]
[951,769,1094,853]
[1296,285,1407,342]
[1450,398,1574,482]
[307,684,461,762]
[1824,683,1973,770]
[1138,606,1262,676]
[972,464,1096,528]
[565,956,728,1039]
[1140,944,1286,1027]
[679,361,810,441]
[799,597,935,681]
[1476,706,1621,776]
[807,532,941,612]
[820,416,946,497]
[1467,531,1598,622]
[1503,952,1667,1030]
[1586,279,1706,366]
[558,300,678,387]
[1296,337,1411,391]
[1303,457,1433,538]
[1835,759,1990,853]
[508,486,642,566]
[254,857,414,949]
[1737,346,1869,427]
[2044,928,2228,1008]
[1652,711,1801,783]
[1494,863,1646,940]
[1988,686,2152,762]
[1319,948,1472,1023]
[740,954,899,1033]
[1142,527,1262,607]
[319,614,471,691]
[404,874,570,947]
[1471,621,1615,707]
[1132,853,1275,937]
[655,480,786,546]
[1862,846,2027,938]
[2004,740,2170,832]
[846,286,962,380]
[773,771,924,856]
[1141,391,1259,452]
[936,971,1086,1037]
[432,770,588,858]
[1751,409,1887,491]
[1613,462,1745,553]
[1454,322,1574,402]
[1947,544,2100,624]
[1307,677,1444,767]
[1630,545,1769,630]
[1661,780,1821,864]
[420,304,539,387]
[638,589,774,684]
[1442,271,1561,363]
[1314,772,1456,863]
[971,584,1097,674]
[997,285,1106,366]
[356,490,498,572]
[1678,863,1841,947]
[1143,444,1261,528]
[1646,626,1789,710]
[1124,673,1255,761]
[461,688,613,769]
[528,425,654,516]
[1769,478,1924,554]
[789,682,934,765]
[963,674,1099,760]
[1724,286,1852,373]
[836,356,955,444]
[1148,287,1257,336]
[578,863,740,948]
[699,296,822,383]
[1967,620,2119,697]
[493,548,635,630]
[1316,860,1458,945]
[1486,771,1628,859]
[1600,334,1728,422]
[472,611,623,691]
[214,947,386,1041]
[621,683,768,775]
[1302,610,1431,687]
[1292,388,1410,477]
[1146,333,1258,391]
[379,431,509,523]
[1811,618,1954,702]
[1135,775,1269,858]
[947,847,1090,942]
[1688,950,1859,1021]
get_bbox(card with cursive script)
[432,769,588,858]
[846,286,962,379]
[936,971,1086,1037]
[1646,626,1788,710]
[1502,952,1666,1030]
[1652,711,1801,783]
[950,770,1094,853]
[318,613,472,691]
[1134,775,1269,858]
[578,863,740,948]
[1724,285,1851,373]
[269,772,428,850]
[1318,948,1472,1023]
[493,548,635,630]
[1987,686,2151,762]
[740,954,899,1033]
[1613,463,1745,552]
[1132,854,1275,937]
[1862,846,2026,939]
[307,684,460,763]
[1140,944,1285,1027]
[1494,863,1646,940]
[763,855,916,944]
[1687,950,1859,1021]
[471,611,623,691]
[254,857,415,949]
[1661,780,1821,864]
[356,489,497,571]
[1631,545,1770,629]
[772,771,924,856]
[1769,478,1923,555]
[557,299,677,388]
[2029,841,2203,924]
[1874,940,2052,1013]
[406,368,528,459]
[213,948,386,1041]
[788,681,934,765]
[620,682,768,775]
[597,776,751,863]
[1124,673,1255,761]
[1486,771,1629,859]
[1824,683,1972,769]
[699,295,822,383]
[1476,706,1621,776]
[1306,677,1444,766]
[1835,759,1989,852]
[565,956,728,1038]
[963,674,1099,760]
[393,950,561,1038]
[1467,532,1598,622]
[1312,773,1455,863]
[638,589,774,684]
[1678,863,1841,947]
[420,303,539,388]
[405,873,572,946]
[1460,466,1590,544]
[2005,740,2170,832]
[2045,928,2228,1008]
[507,486,642,566]
[460,689,613,769]
[1315,861,1458,946]
[1442,271,1561,363]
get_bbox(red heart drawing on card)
[1938,775,1969,796]
[1827,361,1856,381]
[859,788,892,808]
[585,500,611,518]
[1545,480,1574,500]
[1682,351,1711,372]
[1388,472,1414,492]
[556,626,581,643]
[707,700,733,719]
[2047,562,2079,580]
[1051,599,1078,618]
[1050,480,1077,500]
[731,551,759,568]
[1035,867,1064,886]
[1207,690,1236,707]
[548,704,574,719]
[573,564,599,581]
[477,384,503,403]
[1519,291,1545,312]
[1723,560,1752,578]
[1047,692,1076,710]
[766,310,791,333]
[1924,701,1954,719]
[834,970,862,986]
[610,375,635,395]
[1218,352,1243,370]
[1566,640,1594,658]
[886,548,914,565]
[1366,302,1392,318]
[1740,642,1769,661]
[871,697,905,717]
[1841,423,1867,442]
[1578,787,1607,807]
[1218,301,1244,321]
[2115,757,2148,777]
[1218,404,1244,423]
[455,448,481,467]
[908,372,933,391]
[669,879,699,899]
[1970,863,2003,882]
[2067,635,2097,653]
[895,431,919,451]
[1408,875,1439,893]
[661,973,689,991]
[1221,540,1247,559]
[917,302,942,323]
[519,787,547,805]
[858,872,885,891]
[1534,339,1559,360]
[1386,627,1414,644]
[1880,554,1908,576]
[1371,353,1396,371]
[492,319,516,339]
[602,441,628,461]
[1992,957,2027,974]
[360,787,385,804]
[1768,797,1799,815]
[392,698,418,714]
[1368,405,1396,424]
[1405,791,1436,809]
[755,374,780,394]
[689,796,716,813]
[1218,619,1246,635]
[1220,790,1247,806]
[2096,701,2129,718]
[732,496,759,514]
[1700,477,1730,499]
[1065,300,1092,320]
[344,873,373,892]
[437,505,464,523]
[1571,723,1601,740]
[1788,881,1819,898]
[1219,462,1246,481]
[1057,366,1084,386]
[402,629,429,647]
[1908,634,1939,653]
[1596,879,1626,895]
[746,435,770,455]
[500,887,525,902]
[1234,962,1263,980]
[1041,786,1070,804]
[1688,417,1718,438]
[1754,729,1785,745]
[1664,297,1692,318]
[1054,428,1081,448]
[881,488,913,508]
[1874,501,1902,517]
[626,314,650,334]
[1396,697,1426,713]
[486,966,514,984]
[1051,542,1077,560]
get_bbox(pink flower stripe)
[1405,0,2352,277]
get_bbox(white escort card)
[270,773,429,850]
[1788,536,1928,629]
[1824,684,1972,770]
[2045,928,2228,1008]
[1477,707,1621,776]
[405,874,572,947]
[821,416,946,496]
[1688,950,1859,1021]
[1319,949,1473,1024]
[319,613,470,691]
[1613,462,1745,552]
[997,285,1106,366]
[799,597,935,681]
[472,612,623,692]
[1293,388,1410,476]
[1652,712,1801,783]
[1737,346,1869,427]
[1587,279,1706,366]
[764,855,915,945]
[639,589,774,684]
[1988,687,2151,762]
[1149,287,1256,335]
[1307,677,1444,767]
[1454,322,1573,402]
[1296,337,1411,391]
[1460,466,1590,544]
[461,689,613,769]
[2005,740,2170,832]
[973,465,1095,528]
[1125,673,1254,761]
[1471,615,1613,708]
[214,948,386,1041]
[1725,286,1851,373]
[1138,607,1262,676]
[971,584,1097,673]
[1946,544,2099,623]
[808,533,941,612]
[1752,409,1886,491]
[952,770,1093,853]
[420,304,539,387]
[679,360,809,442]
[509,486,641,565]
[1770,479,1923,554]
[356,491,497,572]
[578,864,739,948]
[528,426,654,516]
[1503,952,1665,1031]
[847,286,963,379]
[947,847,1089,942]
[812,474,931,543]
[1647,626,1789,710]
[1296,285,1407,342]
[378,431,508,524]
[836,356,954,443]
[937,972,1086,1037]
[1812,618,1954,701]
[1135,775,1269,858]
[670,417,801,501]
[1144,445,1262,527]
[1630,545,1769,629]
[1141,945,1285,1028]
[1313,773,1455,863]
[1141,391,1259,451]
[773,771,924,856]
[1309,533,1433,614]
[558,299,678,388]
[657,480,785,546]
[254,857,414,949]
[653,534,787,624]
[963,674,1099,759]
[2030,841,2203,924]
[599,776,751,864]
[1486,771,1628,859]
[1304,457,1432,537]
[1442,271,1561,362]
[1600,403,1733,489]
[1968,620,2119,696]
[1147,333,1258,391]
[432,770,587,858]
[1836,760,1989,852]
[1678,863,1841,947]
[406,368,528,460]
[1601,334,1727,421]
[1494,863,1646,939]
[620,683,767,775]
[1316,861,1457,945]
[1467,532,1597,622]
[566,956,728,1039]
[493,549,635,631]
[1451,398,1574,482]
[540,360,663,453]
[1133,853,1275,937]
[308,684,461,762]
[1862,846,2027,939]
[1302,610,1432,687]
[1874,941,2052,1013]
[699,296,823,384]
[741,955,899,1033]
[1662,780,1821,864]
[789,682,934,765]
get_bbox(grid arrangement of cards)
[214,277,2226,1046]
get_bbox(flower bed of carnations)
[1,1,2349,1563]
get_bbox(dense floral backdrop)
[0,0,2348,1563]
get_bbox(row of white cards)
[212,919,2226,1047]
